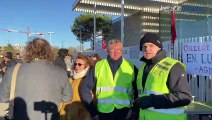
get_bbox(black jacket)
[54,57,66,71]
[54,57,71,77]
[140,50,192,109]
[79,55,138,117]
[0,59,17,77]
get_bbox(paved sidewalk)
[188,114,212,120]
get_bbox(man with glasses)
[79,39,138,120]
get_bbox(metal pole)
[121,0,124,45]
[49,34,52,45]
[80,29,82,52]
[82,41,84,51]
[48,32,55,45]
[93,3,96,51]
[27,26,30,38]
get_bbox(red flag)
[102,37,107,51]
[171,10,176,45]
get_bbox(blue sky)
[0,0,90,48]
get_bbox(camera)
[34,101,58,113]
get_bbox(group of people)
[78,33,192,120]
[53,48,102,79]
[0,32,192,120]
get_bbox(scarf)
[73,67,90,80]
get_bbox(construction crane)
[0,26,45,37]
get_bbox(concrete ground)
[188,115,212,120]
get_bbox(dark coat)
[54,57,66,71]
[140,50,192,109]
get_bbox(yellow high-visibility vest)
[95,59,135,113]
[137,57,187,120]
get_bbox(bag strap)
[9,63,21,119]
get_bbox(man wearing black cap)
[132,33,192,120]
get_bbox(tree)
[52,46,60,58]
[2,44,16,58]
[4,44,15,53]
[52,46,76,57]
[71,13,112,49]
[68,47,77,54]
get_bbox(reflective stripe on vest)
[148,107,185,114]
[137,57,187,119]
[145,89,186,114]
[96,86,133,94]
[98,98,132,105]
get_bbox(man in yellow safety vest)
[80,39,138,120]
[133,32,192,120]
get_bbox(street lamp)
[47,32,55,45]
[79,28,82,52]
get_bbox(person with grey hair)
[79,39,138,120]
[0,38,73,120]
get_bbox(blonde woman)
[60,54,93,120]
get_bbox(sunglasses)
[74,63,84,67]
